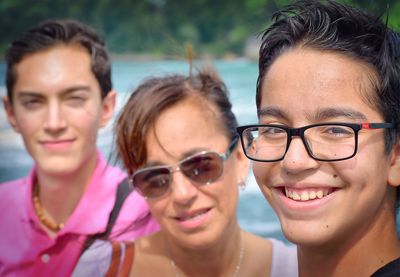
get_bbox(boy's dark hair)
[257,0,400,152]
[5,19,112,102]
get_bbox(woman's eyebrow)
[144,148,210,167]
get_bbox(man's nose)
[43,102,67,132]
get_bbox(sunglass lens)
[133,167,171,198]
[181,153,223,184]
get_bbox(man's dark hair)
[257,0,400,152]
[5,19,112,102]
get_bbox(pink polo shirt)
[0,152,159,277]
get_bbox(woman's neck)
[165,224,244,277]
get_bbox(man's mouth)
[284,187,335,201]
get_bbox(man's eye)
[22,99,42,109]
[67,97,86,106]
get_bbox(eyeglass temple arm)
[362,123,395,129]
[221,135,239,160]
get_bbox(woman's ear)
[388,141,400,187]
[235,140,250,186]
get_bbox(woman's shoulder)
[243,232,298,277]
[130,233,176,276]
[242,231,273,275]
[72,240,115,277]
[268,238,298,277]
[72,240,135,277]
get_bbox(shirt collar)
[26,151,126,236]
[60,151,126,235]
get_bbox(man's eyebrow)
[312,108,368,121]
[60,86,91,95]
[16,86,91,98]
[257,106,288,119]
[17,91,42,98]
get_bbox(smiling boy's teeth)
[300,192,309,201]
[292,191,300,200]
[285,188,330,201]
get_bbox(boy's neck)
[297,204,400,277]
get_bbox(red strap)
[119,241,135,276]
[105,242,122,277]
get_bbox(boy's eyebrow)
[258,106,369,122]
[257,106,288,119]
[313,108,368,121]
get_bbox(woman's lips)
[173,208,212,230]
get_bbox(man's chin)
[35,157,82,177]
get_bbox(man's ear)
[2,96,20,133]
[99,90,116,128]
[388,141,400,187]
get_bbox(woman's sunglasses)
[130,136,238,199]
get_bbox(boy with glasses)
[237,0,400,276]
[0,19,157,276]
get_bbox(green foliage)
[0,0,399,58]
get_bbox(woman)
[75,67,297,276]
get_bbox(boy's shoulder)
[371,257,400,277]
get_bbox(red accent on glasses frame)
[361,123,371,129]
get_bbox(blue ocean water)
[0,60,286,241]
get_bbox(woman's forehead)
[145,99,227,161]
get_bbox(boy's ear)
[2,96,20,133]
[388,141,400,187]
[99,90,116,128]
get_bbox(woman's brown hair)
[115,68,238,175]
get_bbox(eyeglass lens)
[132,152,224,198]
[243,124,356,161]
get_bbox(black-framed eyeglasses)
[236,122,394,162]
[130,136,238,199]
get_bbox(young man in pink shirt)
[0,19,158,276]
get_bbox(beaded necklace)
[32,182,64,232]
